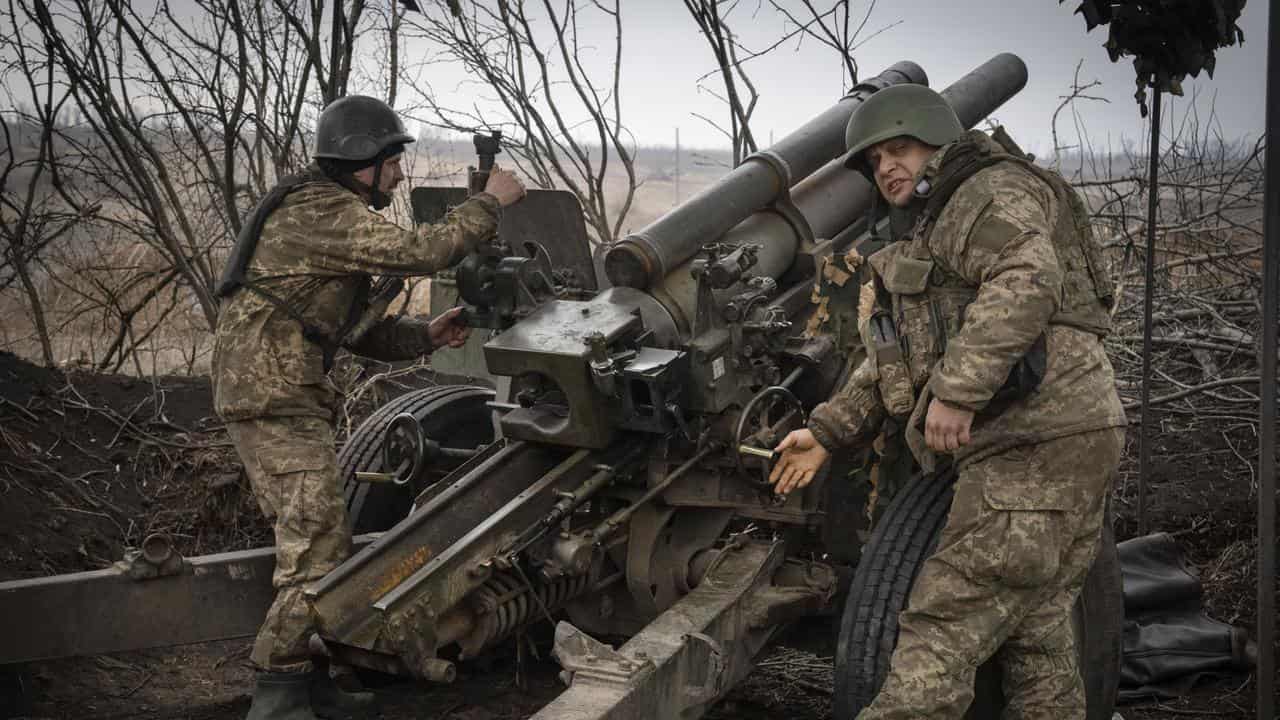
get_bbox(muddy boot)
[245,671,321,720]
[311,667,377,720]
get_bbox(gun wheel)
[338,385,496,533]
[833,468,1122,719]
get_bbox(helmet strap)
[366,156,392,210]
[864,188,883,243]
[330,155,392,210]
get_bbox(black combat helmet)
[843,84,964,177]
[313,95,415,163]
[313,95,413,209]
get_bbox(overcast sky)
[10,1,1264,159]
[413,0,1268,157]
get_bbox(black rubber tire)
[338,385,495,533]
[833,470,1123,720]
[834,468,957,717]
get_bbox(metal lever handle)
[355,471,401,484]
[737,445,778,462]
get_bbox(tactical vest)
[217,167,374,372]
[865,129,1114,417]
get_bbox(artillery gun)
[0,54,1124,719]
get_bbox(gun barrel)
[604,60,928,290]
[645,53,1029,336]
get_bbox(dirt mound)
[0,351,267,582]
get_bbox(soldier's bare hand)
[924,398,974,452]
[484,166,526,207]
[768,429,829,496]
[428,306,471,349]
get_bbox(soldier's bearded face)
[378,154,405,194]
[353,153,406,196]
[866,137,935,208]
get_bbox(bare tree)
[1049,60,1109,174]
[25,0,220,328]
[683,0,759,166]
[397,0,638,248]
[19,0,377,326]
[766,0,875,91]
[8,0,374,362]
[271,0,367,106]
[683,1,890,166]
[0,0,99,366]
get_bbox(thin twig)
[0,396,40,423]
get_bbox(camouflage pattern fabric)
[225,415,350,673]
[808,356,884,452]
[212,176,500,422]
[802,129,1128,718]
[856,427,1124,719]
[803,246,866,356]
[809,131,1125,467]
[863,423,914,527]
[214,174,499,673]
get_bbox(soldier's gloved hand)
[484,165,527,207]
[769,428,829,496]
[427,306,471,349]
[924,398,974,452]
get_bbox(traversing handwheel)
[339,385,495,533]
[734,385,805,488]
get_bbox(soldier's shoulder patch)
[931,192,993,260]
[965,182,1053,254]
[968,210,1025,254]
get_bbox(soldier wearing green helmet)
[771,83,1125,718]
[842,83,966,177]
[212,95,526,720]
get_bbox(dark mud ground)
[0,350,1274,720]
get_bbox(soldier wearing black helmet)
[771,83,1125,718]
[212,95,525,720]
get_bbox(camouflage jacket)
[212,176,501,422]
[808,131,1125,468]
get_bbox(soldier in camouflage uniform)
[770,84,1125,718]
[213,95,526,720]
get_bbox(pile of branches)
[1072,104,1267,499]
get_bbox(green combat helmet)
[313,95,415,162]
[843,84,964,177]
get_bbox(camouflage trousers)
[226,415,352,673]
[857,427,1124,720]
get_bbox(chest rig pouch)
[866,244,977,417]
[869,240,1048,418]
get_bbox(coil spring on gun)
[466,571,591,651]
